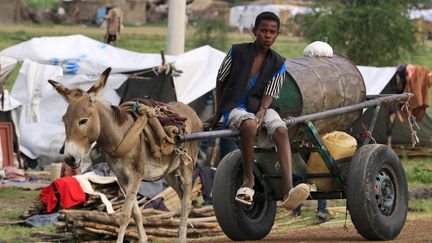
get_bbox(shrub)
[193,18,228,51]
[301,0,419,66]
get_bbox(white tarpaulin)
[410,8,432,22]
[173,45,225,103]
[0,35,173,75]
[0,56,18,85]
[357,66,398,95]
[0,35,225,104]
[0,35,225,163]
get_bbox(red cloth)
[403,64,431,121]
[40,184,57,213]
[40,176,86,213]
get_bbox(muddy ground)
[191,216,432,243]
[1,172,431,242]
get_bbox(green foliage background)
[302,0,418,66]
[25,0,59,9]
[193,18,229,51]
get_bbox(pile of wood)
[25,177,223,241]
[56,205,220,241]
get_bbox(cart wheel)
[213,149,276,241]
[347,144,408,240]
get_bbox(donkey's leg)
[117,177,144,243]
[177,166,194,243]
[132,197,147,242]
[165,172,183,199]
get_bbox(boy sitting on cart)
[206,11,310,208]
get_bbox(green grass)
[0,187,52,242]
[409,199,432,214]
[0,187,38,200]
[0,188,39,220]
[25,0,59,9]
[0,225,55,243]
[402,157,432,184]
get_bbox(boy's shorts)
[225,107,287,148]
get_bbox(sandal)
[277,183,310,210]
[235,187,255,206]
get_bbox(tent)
[353,66,432,147]
[0,35,225,164]
[0,56,22,168]
[1,35,430,163]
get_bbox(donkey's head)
[49,68,111,169]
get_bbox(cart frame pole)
[177,93,413,143]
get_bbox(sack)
[303,41,333,58]
[306,131,357,191]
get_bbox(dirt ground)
[1,185,431,242]
[1,172,431,242]
[191,216,432,243]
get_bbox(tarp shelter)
[353,66,432,147]
[0,56,22,168]
[0,35,225,164]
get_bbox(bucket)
[306,131,357,191]
[50,163,63,181]
[272,53,366,141]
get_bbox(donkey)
[49,67,202,243]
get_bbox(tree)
[193,18,229,51]
[301,0,419,66]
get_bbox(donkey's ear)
[48,80,73,102]
[87,67,111,97]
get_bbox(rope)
[357,124,376,144]
[175,148,193,166]
[285,117,296,129]
[401,97,420,148]
[152,62,183,77]
[360,130,377,144]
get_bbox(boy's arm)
[262,64,286,100]
[257,64,286,128]
[205,49,232,127]
[215,50,232,112]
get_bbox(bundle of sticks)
[25,177,223,241]
[56,205,221,241]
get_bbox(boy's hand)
[256,107,266,129]
[204,113,222,129]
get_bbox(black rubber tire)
[213,149,276,241]
[347,144,408,240]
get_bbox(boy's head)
[254,11,280,31]
[253,12,280,49]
